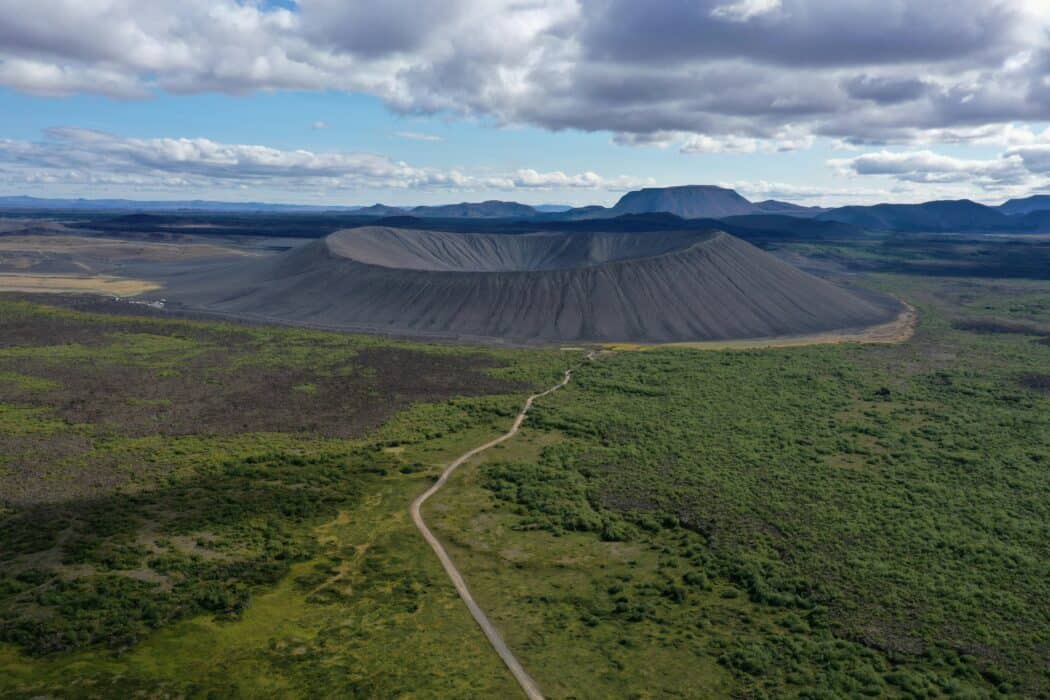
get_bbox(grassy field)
[0,274,159,295]
[0,265,1047,698]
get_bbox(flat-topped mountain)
[552,187,827,221]
[610,185,757,219]
[163,225,899,343]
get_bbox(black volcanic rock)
[611,185,757,219]
[164,226,898,343]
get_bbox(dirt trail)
[410,368,575,700]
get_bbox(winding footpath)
[410,367,575,700]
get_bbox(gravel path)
[410,368,574,700]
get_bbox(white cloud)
[0,0,1046,150]
[610,132,679,149]
[0,58,148,98]
[710,0,782,23]
[680,126,814,154]
[721,179,894,205]
[0,127,646,195]
[681,135,766,154]
[1010,145,1050,174]
[827,148,1045,195]
[312,120,329,130]
[395,130,443,142]
[498,169,652,190]
[829,150,1022,181]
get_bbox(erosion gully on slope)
[410,354,594,700]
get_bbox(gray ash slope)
[164,226,899,343]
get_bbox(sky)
[0,0,1048,207]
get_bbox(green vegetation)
[0,295,566,697]
[0,264,1047,698]
[426,273,1049,698]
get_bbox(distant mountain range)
[410,200,539,218]
[816,200,1007,231]
[311,200,570,219]
[0,195,360,213]
[570,186,1050,232]
[306,186,1050,231]
[815,199,1050,233]
[3,187,1050,233]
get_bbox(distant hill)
[1018,210,1050,230]
[0,195,551,220]
[408,200,539,218]
[355,201,569,219]
[355,204,407,217]
[752,200,827,216]
[0,195,358,213]
[610,185,757,218]
[999,195,1050,216]
[546,205,614,221]
[8,189,1050,232]
[816,200,1013,232]
[552,187,824,221]
[0,187,832,224]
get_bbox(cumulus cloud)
[722,179,896,205]
[680,125,814,153]
[498,169,653,190]
[0,0,1046,150]
[0,127,645,194]
[1010,145,1050,174]
[828,149,1037,191]
[0,58,148,98]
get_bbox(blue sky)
[0,87,846,207]
[0,1,1046,207]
